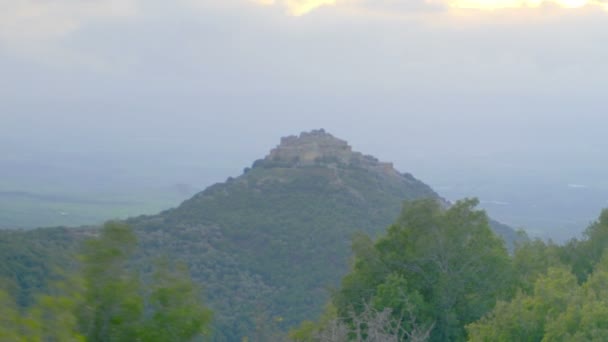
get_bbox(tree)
[543,253,608,341]
[0,278,84,342]
[467,208,608,341]
[290,301,432,342]
[78,221,212,342]
[467,255,608,341]
[78,221,143,342]
[559,209,608,282]
[139,259,213,342]
[0,288,22,341]
[0,221,213,342]
[511,238,561,294]
[331,198,512,341]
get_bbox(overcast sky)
[2,0,608,235]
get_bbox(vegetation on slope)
[291,198,513,341]
[0,222,211,342]
[129,160,441,340]
[0,130,521,341]
[291,201,608,342]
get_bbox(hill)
[0,129,519,341]
[126,129,518,339]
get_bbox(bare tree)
[313,302,433,342]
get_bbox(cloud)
[447,0,608,10]
[568,184,589,189]
[254,0,342,15]
[3,0,608,91]
[252,0,608,15]
[0,0,137,45]
[482,200,511,205]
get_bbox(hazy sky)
[2,0,608,236]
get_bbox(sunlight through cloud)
[254,0,608,15]
[255,0,340,16]
[447,0,607,10]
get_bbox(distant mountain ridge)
[0,129,519,341]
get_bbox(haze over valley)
[2,119,606,241]
[2,1,608,341]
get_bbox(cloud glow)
[447,0,607,10]
[288,0,339,15]
[254,0,608,15]
[0,0,137,43]
[255,0,340,16]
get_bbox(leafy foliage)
[0,222,212,342]
[294,205,608,342]
[468,209,608,341]
[301,198,512,342]
[126,161,447,340]
[0,133,521,340]
[0,227,87,307]
[139,260,213,342]
[79,222,145,341]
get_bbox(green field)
[0,189,189,229]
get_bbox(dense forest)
[0,131,523,340]
[0,222,212,341]
[2,131,607,341]
[3,199,608,341]
[289,199,608,341]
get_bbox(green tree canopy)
[467,209,608,342]
[0,221,213,342]
[329,198,512,341]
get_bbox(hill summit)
[257,129,401,178]
[267,129,353,164]
[262,129,393,170]
[0,130,519,341]
[128,129,516,340]
[247,129,433,197]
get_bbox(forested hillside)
[0,130,520,341]
[126,130,453,340]
[0,222,211,341]
[4,197,608,341]
[291,200,608,341]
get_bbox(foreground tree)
[79,221,212,342]
[467,209,608,341]
[383,199,511,340]
[559,209,608,282]
[466,267,579,341]
[79,222,143,341]
[139,260,213,341]
[510,238,562,294]
[0,279,84,341]
[304,198,512,341]
[290,301,432,342]
[0,288,23,341]
[1,221,212,342]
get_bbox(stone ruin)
[260,129,399,178]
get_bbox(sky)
[1,0,608,238]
